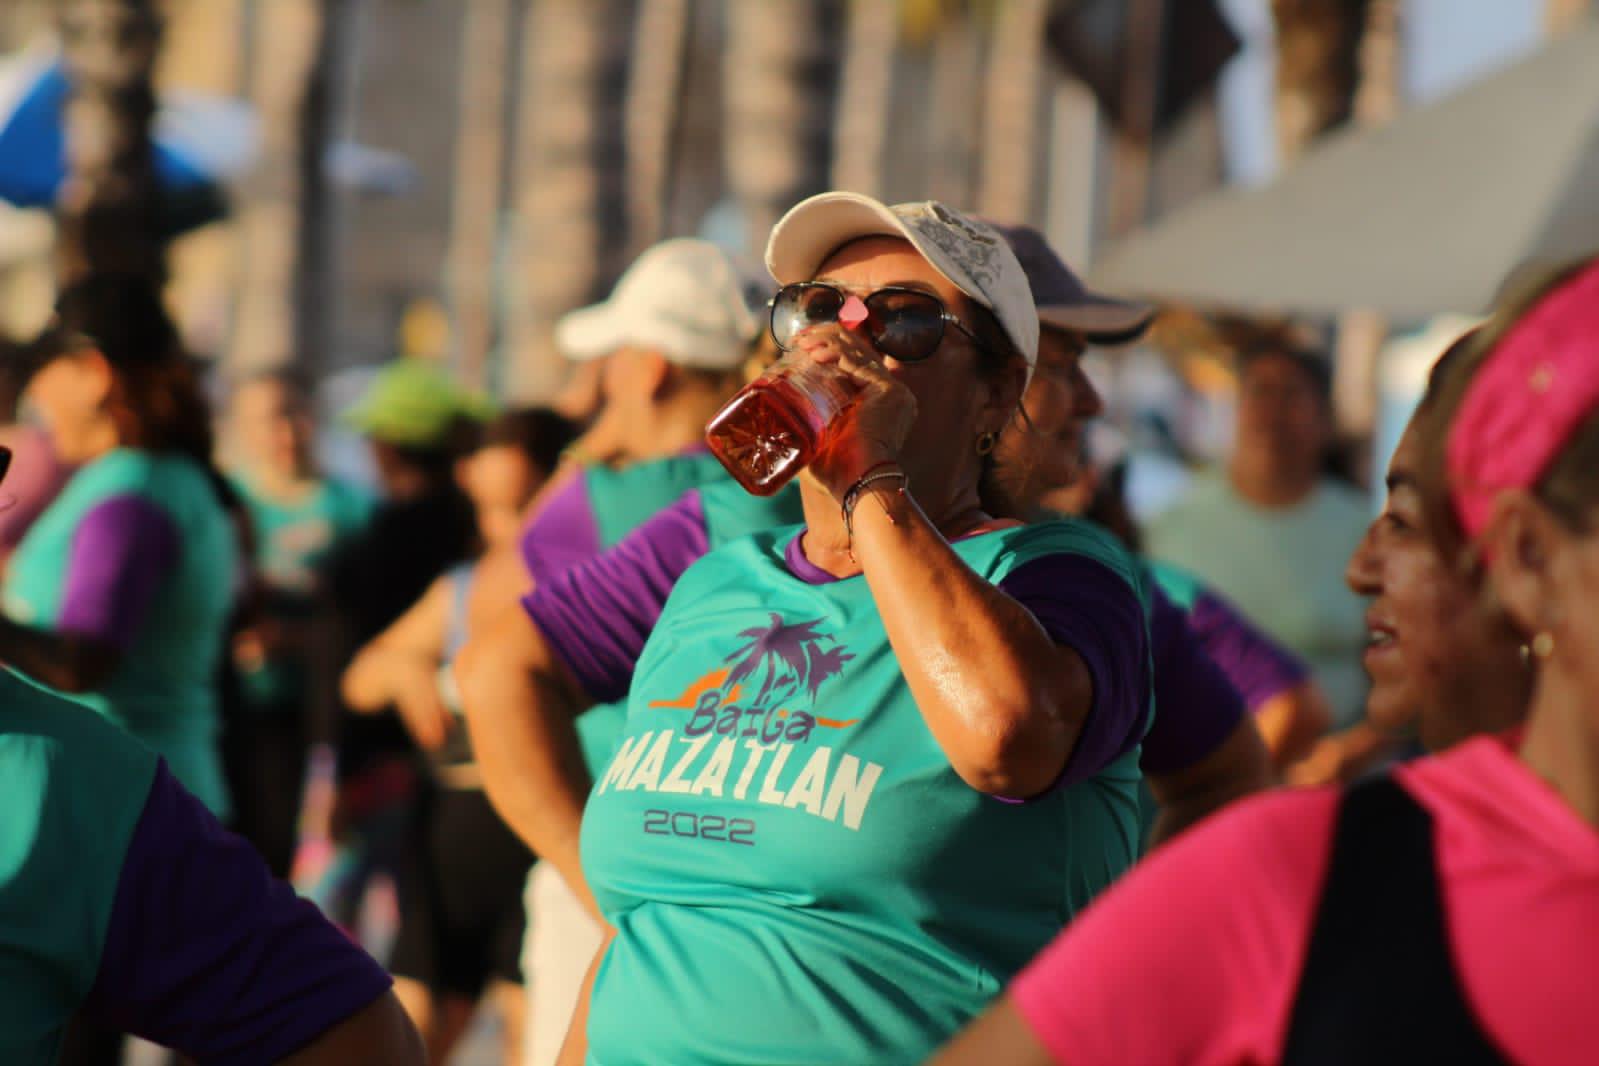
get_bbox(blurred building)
[0,0,1587,406]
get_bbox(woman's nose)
[839,296,870,331]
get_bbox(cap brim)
[554,300,627,362]
[767,192,947,291]
[1038,298,1156,345]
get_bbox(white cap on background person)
[556,238,764,371]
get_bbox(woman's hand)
[791,324,917,499]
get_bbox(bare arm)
[794,332,1132,798]
[277,991,425,1066]
[1146,715,1273,847]
[850,492,1095,797]
[340,576,454,750]
[555,928,615,1066]
[1286,719,1402,787]
[927,997,1055,1066]
[456,603,603,918]
[1253,680,1334,771]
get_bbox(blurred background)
[2,0,1591,490]
[4,5,1595,1062]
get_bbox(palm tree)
[624,0,692,251]
[1271,0,1371,160]
[802,641,853,700]
[504,0,636,400]
[722,0,843,253]
[977,0,1048,220]
[831,0,898,197]
[54,0,164,285]
[725,614,826,706]
[447,0,517,389]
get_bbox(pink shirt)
[1011,733,1599,1065]
[0,423,72,550]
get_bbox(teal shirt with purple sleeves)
[576,519,1153,1063]
[520,451,755,772]
[4,449,237,814]
[0,669,390,1065]
[519,448,728,586]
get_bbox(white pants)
[523,861,606,1066]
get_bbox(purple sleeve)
[519,472,601,586]
[1139,587,1248,775]
[57,496,180,650]
[524,489,710,703]
[997,554,1151,789]
[1187,589,1309,712]
[84,762,392,1065]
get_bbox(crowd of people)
[0,187,1594,1066]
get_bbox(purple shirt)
[1187,588,1309,712]
[85,762,392,1064]
[1140,587,1249,775]
[519,473,601,587]
[57,495,180,651]
[526,490,710,703]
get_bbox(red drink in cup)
[705,361,856,496]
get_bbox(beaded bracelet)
[841,463,910,548]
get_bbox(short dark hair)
[962,299,1026,383]
[1235,339,1333,407]
[476,407,581,476]
[35,275,214,465]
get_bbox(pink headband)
[1446,260,1599,540]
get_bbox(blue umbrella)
[0,45,258,229]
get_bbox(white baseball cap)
[556,238,763,370]
[764,192,1040,376]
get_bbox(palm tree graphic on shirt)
[723,614,853,708]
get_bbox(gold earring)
[1530,631,1555,660]
[975,431,997,456]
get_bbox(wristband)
[841,463,909,551]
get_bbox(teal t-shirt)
[568,479,807,778]
[231,474,373,711]
[5,450,237,814]
[1145,471,1369,728]
[579,521,1149,1064]
[0,669,157,1066]
[585,449,729,549]
[551,463,798,782]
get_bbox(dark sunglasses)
[769,282,989,363]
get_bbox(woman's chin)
[1362,690,1417,739]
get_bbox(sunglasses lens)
[771,284,843,349]
[866,290,945,361]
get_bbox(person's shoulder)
[0,669,159,802]
[77,448,161,494]
[664,524,791,607]
[1143,557,1206,610]
[591,449,723,495]
[1185,784,1341,870]
[1011,785,1339,1065]
[1069,784,1340,952]
[988,517,1144,590]
[699,479,805,545]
